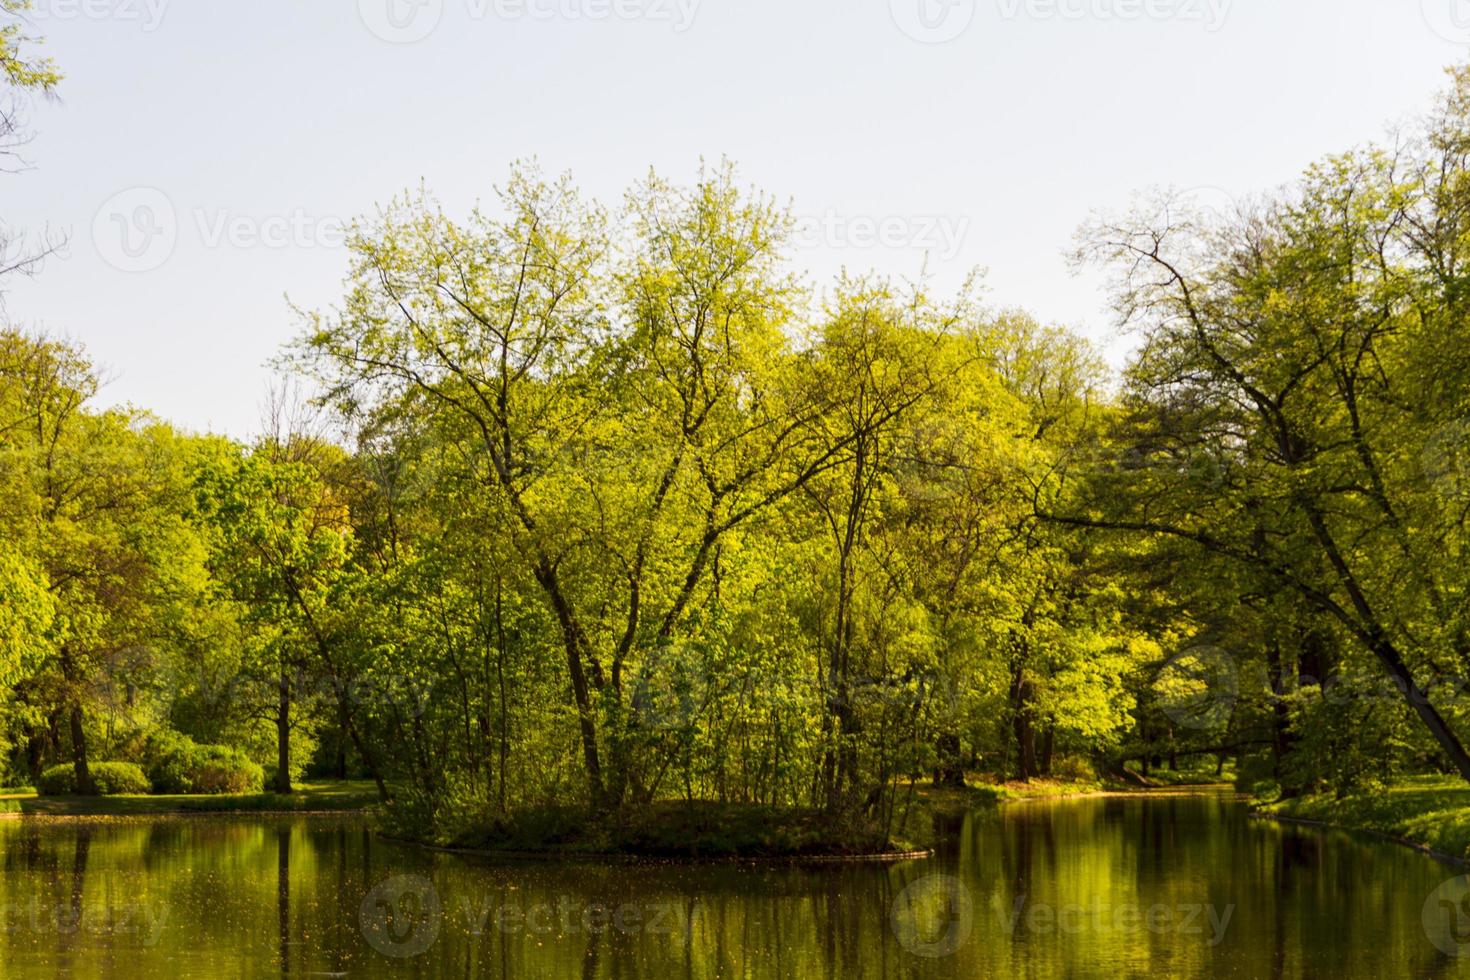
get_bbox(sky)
[3,0,1464,436]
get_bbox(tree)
[193,444,379,797]
[1,0,62,292]
[1062,66,1470,785]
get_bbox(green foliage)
[0,550,52,688]
[38,762,150,796]
[144,732,265,795]
[0,0,60,92]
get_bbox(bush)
[147,737,264,795]
[39,762,151,796]
[1050,754,1098,783]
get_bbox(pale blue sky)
[4,0,1463,435]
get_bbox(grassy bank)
[1262,776,1470,862]
[915,769,1235,817]
[397,800,939,861]
[405,776,1205,860]
[0,780,380,817]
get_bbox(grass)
[1263,776,1470,862]
[0,779,380,817]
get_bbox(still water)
[1,793,1468,978]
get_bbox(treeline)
[5,14,1470,836]
[0,166,1164,836]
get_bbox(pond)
[1,793,1469,977]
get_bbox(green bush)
[1050,755,1098,783]
[39,762,151,796]
[147,737,264,795]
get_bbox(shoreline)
[1248,779,1470,871]
[0,808,371,823]
[998,784,1240,804]
[378,833,936,866]
[0,780,382,820]
[382,782,1240,866]
[1249,809,1470,869]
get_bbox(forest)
[5,7,1470,854]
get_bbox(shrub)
[39,762,151,796]
[1050,755,1098,783]
[148,737,264,795]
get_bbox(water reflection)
[0,795,1465,978]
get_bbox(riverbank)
[389,776,1229,862]
[916,773,1236,819]
[0,780,380,818]
[1259,776,1470,866]
[395,800,937,862]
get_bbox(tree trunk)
[1265,639,1296,788]
[933,732,967,788]
[275,668,293,794]
[535,562,607,808]
[1010,667,1036,781]
[1301,504,1470,784]
[69,703,95,796]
